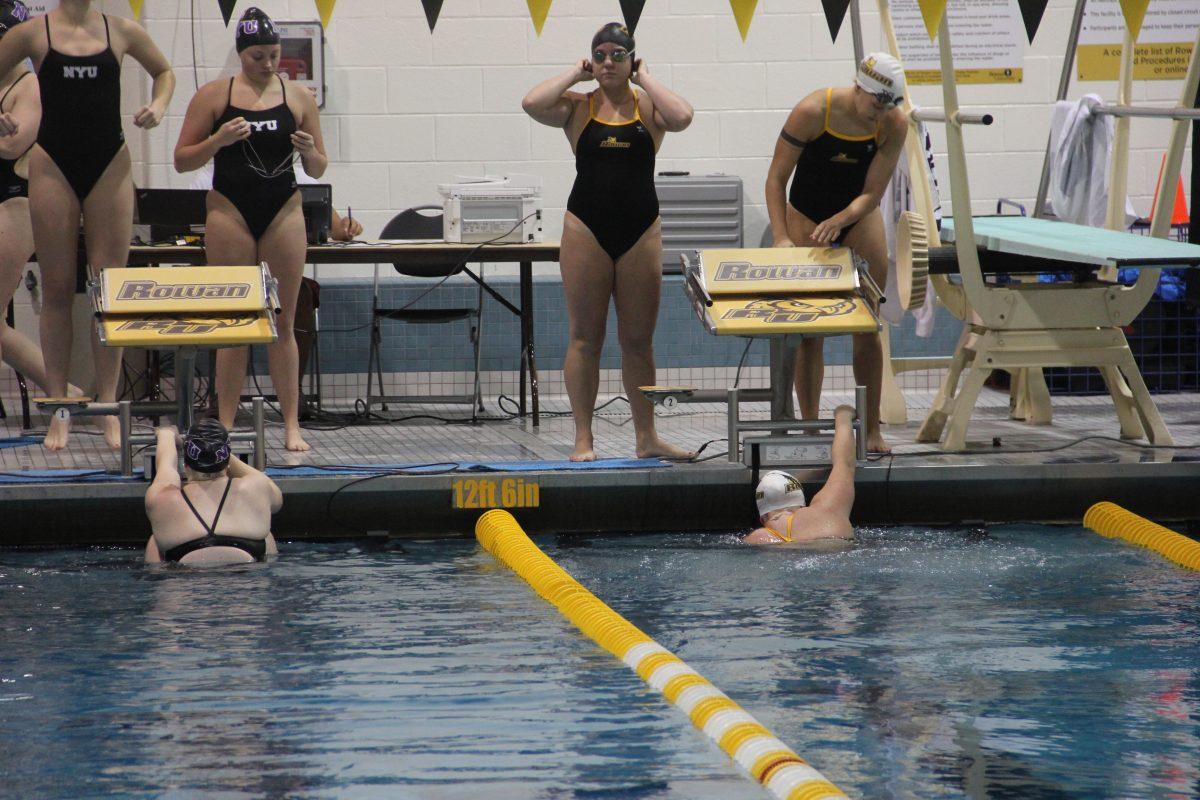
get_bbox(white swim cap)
[756,470,806,518]
[855,52,905,106]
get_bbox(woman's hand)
[212,115,251,147]
[811,218,844,245]
[630,58,647,86]
[573,58,594,84]
[291,130,317,156]
[133,103,165,129]
[334,215,363,241]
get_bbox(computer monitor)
[300,183,332,245]
[134,188,208,242]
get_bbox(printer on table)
[438,174,543,243]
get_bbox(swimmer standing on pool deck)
[765,53,908,455]
[522,22,695,463]
[745,406,857,544]
[144,419,282,566]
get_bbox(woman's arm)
[635,63,693,133]
[0,22,35,86]
[290,85,327,179]
[810,111,907,244]
[145,426,181,507]
[0,72,39,159]
[119,17,175,130]
[521,62,591,128]
[227,455,284,514]
[174,83,244,173]
[765,103,815,247]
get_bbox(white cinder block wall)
[116,0,1193,255]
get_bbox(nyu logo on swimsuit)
[63,65,98,79]
[248,120,278,133]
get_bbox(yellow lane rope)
[475,509,849,800]
[1083,502,1200,571]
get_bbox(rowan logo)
[831,152,858,164]
[64,66,98,79]
[248,120,278,133]
[599,136,630,149]
[722,298,855,325]
[116,317,256,336]
[860,57,894,88]
[714,262,843,282]
[117,280,251,301]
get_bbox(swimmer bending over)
[144,419,281,565]
[745,405,857,544]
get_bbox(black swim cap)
[0,0,29,37]
[591,22,634,54]
[184,418,231,474]
[235,7,280,53]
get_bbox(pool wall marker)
[1084,502,1200,570]
[475,509,849,800]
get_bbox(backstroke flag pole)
[527,0,553,36]
[619,0,646,34]
[314,0,336,29]
[729,0,757,41]
[821,0,851,41]
[218,0,236,26]
[421,0,445,31]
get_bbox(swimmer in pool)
[745,405,857,544]
[144,419,282,565]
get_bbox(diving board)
[941,216,1200,270]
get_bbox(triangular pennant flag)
[315,0,336,29]
[527,0,553,36]
[218,0,237,26]
[820,0,850,42]
[128,0,143,17]
[728,0,757,41]
[619,0,646,34]
[1118,0,1149,42]
[1015,0,1049,43]
[421,0,445,31]
[916,0,947,40]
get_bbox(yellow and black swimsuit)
[764,513,796,543]
[788,87,879,240]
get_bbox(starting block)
[677,246,882,463]
[34,264,282,473]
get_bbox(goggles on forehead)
[593,49,631,63]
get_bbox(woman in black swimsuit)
[0,0,174,451]
[144,418,282,566]
[0,0,53,397]
[522,23,694,462]
[764,53,908,454]
[174,8,327,453]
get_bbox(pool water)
[2,525,1198,799]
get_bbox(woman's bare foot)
[101,416,122,450]
[285,426,311,452]
[636,437,696,461]
[866,429,891,454]
[43,415,70,451]
[569,433,595,462]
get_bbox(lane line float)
[1084,502,1200,570]
[475,509,849,800]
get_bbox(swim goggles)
[861,87,901,108]
[592,49,631,64]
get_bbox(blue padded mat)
[0,437,40,450]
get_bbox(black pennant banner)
[820,0,850,42]
[1016,0,1049,43]
[619,0,646,33]
[421,0,445,32]
[218,0,237,26]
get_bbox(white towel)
[1048,95,1137,226]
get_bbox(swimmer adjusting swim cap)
[756,470,806,518]
[855,52,906,106]
[592,22,634,55]
[236,7,280,53]
[0,0,29,37]
[184,418,232,474]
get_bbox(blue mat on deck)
[266,458,672,478]
[0,468,145,484]
[0,437,40,450]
